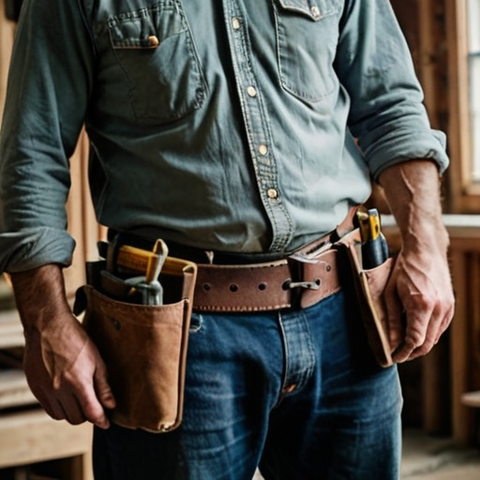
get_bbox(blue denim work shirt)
[0,0,449,272]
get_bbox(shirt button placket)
[224,0,292,251]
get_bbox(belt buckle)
[286,255,321,308]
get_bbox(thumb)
[94,362,116,410]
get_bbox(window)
[468,0,480,181]
[446,0,480,211]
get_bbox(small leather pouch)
[335,229,395,368]
[79,257,197,433]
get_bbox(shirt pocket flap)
[108,4,184,49]
[276,0,340,21]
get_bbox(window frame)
[445,0,480,212]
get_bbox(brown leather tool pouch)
[78,257,197,433]
[335,229,396,368]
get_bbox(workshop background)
[1,0,480,478]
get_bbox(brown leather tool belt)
[192,248,340,312]
[106,209,356,313]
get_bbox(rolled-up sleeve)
[335,0,449,178]
[0,0,94,272]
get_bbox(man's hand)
[384,242,454,363]
[23,312,115,427]
[11,264,115,427]
[379,160,455,363]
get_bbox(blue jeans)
[93,290,402,479]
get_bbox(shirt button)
[267,188,278,199]
[148,35,160,47]
[258,145,268,155]
[311,5,320,19]
[247,86,257,98]
[232,17,241,30]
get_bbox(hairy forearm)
[10,263,115,427]
[378,160,449,253]
[378,159,454,362]
[10,264,72,334]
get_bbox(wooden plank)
[0,409,92,469]
[470,253,480,389]
[0,309,23,349]
[450,250,476,444]
[68,449,94,480]
[462,390,480,408]
[444,0,479,212]
[0,0,16,122]
[0,370,37,409]
[64,135,89,303]
[79,132,102,263]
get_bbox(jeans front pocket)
[108,0,207,122]
[273,0,343,103]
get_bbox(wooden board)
[0,409,92,470]
[0,310,23,349]
[0,369,37,409]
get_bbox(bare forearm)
[10,263,115,427]
[378,160,449,253]
[378,159,454,362]
[10,264,72,334]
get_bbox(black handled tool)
[356,208,389,269]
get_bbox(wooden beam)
[0,410,92,471]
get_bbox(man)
[0,0,454,478]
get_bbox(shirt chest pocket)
[273,0,343,103]
[108,0,207,123]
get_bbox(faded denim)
[93,291,402,480]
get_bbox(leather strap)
[193,249,341,312]
[106,207,357,312]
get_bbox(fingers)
[24,335,115,429]
[35,377,114,429]
[76,388,111,429]
[392,293,454,363]
[69,359,116,429]
[29,385,87,425]
[403,304,454,362]
[96,379,116,411]
[55,396,86,425]
[85,361,116,429]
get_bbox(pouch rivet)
[113,320,121,330]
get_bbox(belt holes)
[282,279,291,290]
[229,284,239,292]
[203,283,211,292]
[315,278,321,286]
[258,282,267,291]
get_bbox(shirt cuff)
[0,227,76,273]
[367,129,450,180]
